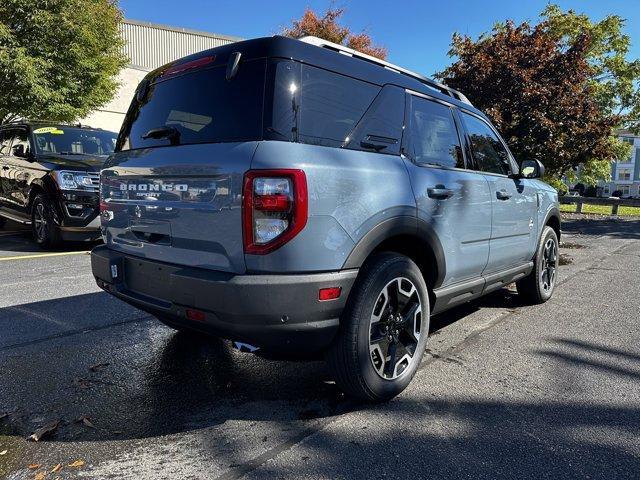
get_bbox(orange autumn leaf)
[27,464,41,469]
[51,463,62,473]
[68,459,85,468]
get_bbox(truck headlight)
[53,171,95,191]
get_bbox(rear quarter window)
[298,65,379,148]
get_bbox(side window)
[461,112,512,175]
[405,95,463,168]
[0,129,14,155]
[299,65,379,148]
[11,130,29,156]
[344,85,404,155]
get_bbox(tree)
[437,5,639,185]
[0,0,127,125]
[283,7,387,60]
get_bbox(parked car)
[92,36,560,401]
[567,191,580,197]
[0,122,118,247]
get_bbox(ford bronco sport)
[0,122,118,247]
[91,36,560,401]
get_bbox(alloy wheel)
[540,237,558,292]
[369,277,423,380]
[33,202,48,241]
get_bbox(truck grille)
[88,172,100,192]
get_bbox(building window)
[616,185,631,196]
[620,137,635,162]
[618,168,631,181]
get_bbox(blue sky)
[119,0,640,76]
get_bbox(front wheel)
[517,226,559,304]
[31,193,63,249]
[327,253,430,402]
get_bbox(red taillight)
[186,308,206,322]
[242,169,308,255]
[319,287,342,301]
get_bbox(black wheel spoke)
[369,276,423,380]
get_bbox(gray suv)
[91,36,560,401]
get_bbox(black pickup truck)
[0,122,118,248]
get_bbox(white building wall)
[80,20,241,133]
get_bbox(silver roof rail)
[298,36,472,106]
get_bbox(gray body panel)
[403,161,492,287]
[101,142,256,274]
[246,141,415,273]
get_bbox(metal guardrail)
[559,196,640,215]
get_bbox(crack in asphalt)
[211,238,636,480]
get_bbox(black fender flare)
[542,206,561,242]
[342,216,446,288]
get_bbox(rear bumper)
[91,245,358,353]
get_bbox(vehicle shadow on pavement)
[0,288,524,445]
[561,216,640,239]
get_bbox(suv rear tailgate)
[101,142,256,274]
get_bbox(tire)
[31,193,63,249]
[517,226,559,304]
[0,216,6,229]
[327,253,430,402]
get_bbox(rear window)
[118,58,266,151]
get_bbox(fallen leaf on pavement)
[28,420,60,442]
[51,463,62,473]
[88,362,110,372]
[0,450,7,455]
[27,464,41,469]
[68,460,85,468]
[35,472,46,480]
[73,377,92,389]
[75,415,96,429]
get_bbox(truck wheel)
[517,226,559,304]
[327,253,430,402]
[0,216,6,229]
[31,193,63,249]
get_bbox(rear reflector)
[319,287,342,301]
[186,308,206,322]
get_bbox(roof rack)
[299,36,473,106]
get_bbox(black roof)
[147,35,485,117]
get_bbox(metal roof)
[121,19,242,70]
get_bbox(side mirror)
[11,144,28,158]
[519,159,545,179]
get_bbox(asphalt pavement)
[0,215,639,479]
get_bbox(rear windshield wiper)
[141,126,181,145]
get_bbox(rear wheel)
[31,193,63,249]
[0,216,6,229]
[327,253,430,402]
[517,226,559,304]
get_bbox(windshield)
[33,126,117,156]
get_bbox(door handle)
[496,189,511,200]
[427,186,454,199]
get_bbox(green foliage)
[0,0,127,124]
[543,5,640,133]
[438,4,640,185]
